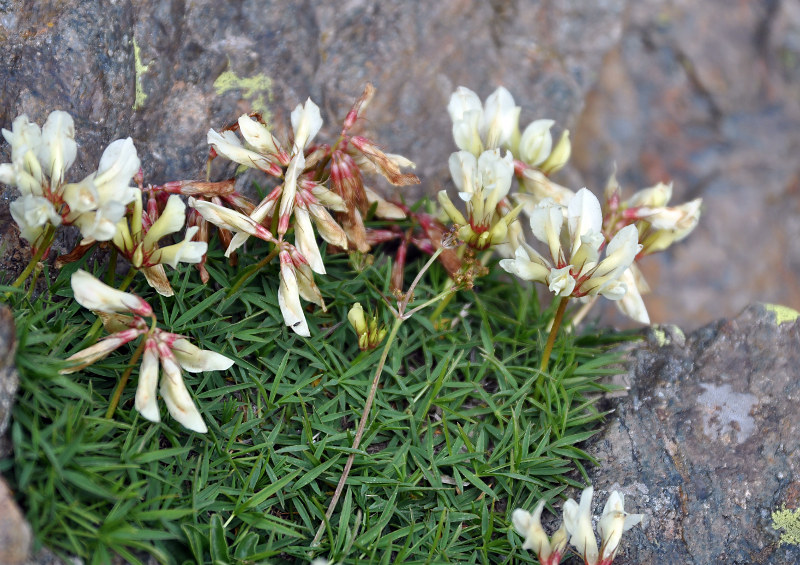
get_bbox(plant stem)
[105,338,145,419]
[9,224,56,289]
[313,247,447,547]
[312,316,402,546]
[540,297,569,374]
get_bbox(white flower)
[447,86,520,155]
[278,249,310,337]
[597,491,643,562]
[60,326,146,373]
[539,130,571,175]
[512,502,568,565]
[500,189,641,300]
[38,110,77,187]
[135,338,161,422]
[561,487,643,565]
[157,344,208,433]
[70,269,153,317]
[614,265,650,325]
[438,149,521,249]
[237,114,281,156]
[9,194,62,242]
[207,128,279,174]
[171,338,235,373]
[563,486,599,565]
[519,119,554,167]
[290,98,323,152]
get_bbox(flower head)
[512,501,568,565]
[561,486,644,565]
[438,149,522,250]
[62,270,233,433]
[500,189,641,300]
[347,303,388,350]
[113,191,207,296]
[448,86,520,155]
[1,111,139,244]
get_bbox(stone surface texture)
[586,304,800,564]
[2,1,798,329]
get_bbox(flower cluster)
[61,270,232,432]
[513,486,643,565]
[600,173,703,323]
[1,111,140,245]
[438,149,523,250]
[191,85,418,335]
[500,189,641,301]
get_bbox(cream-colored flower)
[447,86,520,155]
[113,193,208,295]
[70,269,153,317]
[500,189,641,300]
[597,491,643,563]
[157,342,208,433]
[518,119,555,168]
[538,130,571,175]
[278,249,310,337]
[561,487,643,565]
[512,502,568,565]
[563,487,599,565]
[438,149,522,250]
[9,194,62,242]
[290,98,323,152]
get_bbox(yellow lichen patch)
[132,38,151,111]
[772,505,800,546]
[650,324,684,347]
[213,70,273,121]
[764,303,800,326]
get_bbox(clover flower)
[447,86,519,156]
[500,189,641,300]
[601,174,703,323]
[512,501,568,565]
[562,487,643,565]
[111,190,207,296]
[61,270,233,433]
[1,111,140,244]
[438,149,522,250]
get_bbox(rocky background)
[0,0,799,563]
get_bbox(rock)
[573,1,800,328]
[0,0,625,281]
[0,475,31,565]
[586,303,800,564]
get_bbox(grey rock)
[573,0,800,328]
[0,0,625,275]
[586,303,800,564]
[0,475,31,565]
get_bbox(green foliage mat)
[0,239,632,564]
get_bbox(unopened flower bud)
[539,130,571,175]
[347,303,386,350]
